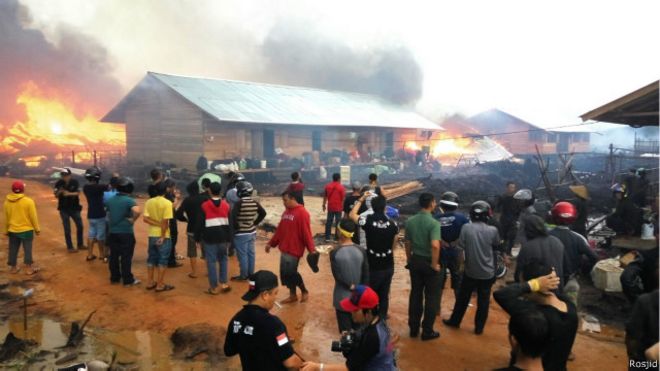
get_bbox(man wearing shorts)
[83,167,109,263]
[266,191,316,304]
[143,182,174,292]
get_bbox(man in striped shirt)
[231,181,267,281]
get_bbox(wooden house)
[101,72,443,169]
[468,109,590,154]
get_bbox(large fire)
[0,82,125,166]
[404,131,512,165]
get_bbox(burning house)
[101,72,443,171]
[468,109,591,155]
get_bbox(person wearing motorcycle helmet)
[444,201,503,335]
[225,173,246,209]
[83,167,109,262]
[54,167,85,253]
[549,201,599,307]
[434,191,469,298]
[105,177,142,286]
[513,189,538,247]
[607,183,643,236]
[231,181,267,281]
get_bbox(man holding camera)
[224,270,303,370]
[301,285,397,371]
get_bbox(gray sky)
[20,0,660,128]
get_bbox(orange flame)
[0,82,125,156]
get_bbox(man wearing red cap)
[301,285,397,371]
[3,181,40,274]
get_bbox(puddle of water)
[0,316,211,370]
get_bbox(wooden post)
[534,144,556,203]
[71,150,75,167]
[93,150,97,167]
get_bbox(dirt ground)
[0,178,628,370]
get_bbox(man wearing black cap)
[224,270,303,370]
[54,168,85,253]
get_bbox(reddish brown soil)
[0,178,627,370]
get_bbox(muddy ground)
[0,178,627,370]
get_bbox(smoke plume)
[0,0,121,131]
[259,20,423,105]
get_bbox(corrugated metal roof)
[102,72,443,130]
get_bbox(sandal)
[205,288,219,295]
[25,267,40,275]
[146,283,157,290]
[86,255,97,261]
[9,267,21,274]
[188,273,198,278]
[221,285,232,293]
[102,257,109,263]
[155,284,175,292]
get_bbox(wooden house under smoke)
[468,109,590,155]
[101,72,442,170]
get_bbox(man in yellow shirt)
[3,181,40,275]
[143,182,174,292]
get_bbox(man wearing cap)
[266,191,316,304]
[3,181,40,275]
[54,168,85,252]
[224,270,303,371]
[301,285,397,371]
[330,219,369,333]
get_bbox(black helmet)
[470,200,492,222]
[513,189,535,207]
[440,191,460,208]
[84,166,102,181]
[235,173,246,182]
[116,177,134,194]
[236,181,254,198]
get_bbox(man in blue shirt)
[434,191,469,297]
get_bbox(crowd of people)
[2,168,658,370]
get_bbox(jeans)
[8,234,33,266]
[147,237,172,267]
[408,255,443,334]
[87,218,107,241]
[204,242,229,288]
[325,211,342,240]
[441,245,463,295]
[108,233,136,284]
[59,209,84,250]
[448,274,496,333]
[234,233,256,278]
[370,268,394,318]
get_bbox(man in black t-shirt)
[54,168,85,252]
[497,181,520,254]
[349,194,398,319]
[83,167,109,262]
[224,270,303,371]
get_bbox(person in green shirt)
[105,177,141,286]
[405,192,442,341]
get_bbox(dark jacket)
[549,226,599,279]
[515,215,565,290]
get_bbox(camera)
[331,330,362,353]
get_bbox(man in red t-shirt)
[267,191,316,304]
[323,173,346,242]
